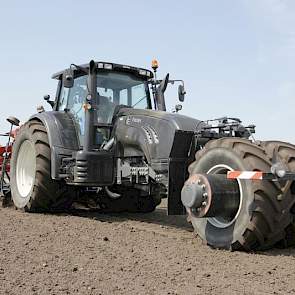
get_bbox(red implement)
[0,145,12,174]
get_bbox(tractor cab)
[51,62,154,147]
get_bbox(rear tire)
[11,120,73,212]
[260,140,295,247]
[187,138,290,251]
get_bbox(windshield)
[95,71,151,123]
[60,71,151,124]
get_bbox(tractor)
[3,59,295,251]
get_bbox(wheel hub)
[182,173,240,219]
[16,140,36,198]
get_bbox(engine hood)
[114,107,205,167]
[116,108,202,132]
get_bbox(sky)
[0,0,295,144]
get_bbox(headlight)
[139,69,147,76]
[104,63,113,70]
[97,62,104,69]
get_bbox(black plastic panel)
[74,150,114,185]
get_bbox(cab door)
[57,75,87,146]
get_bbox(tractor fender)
[30,111,80,180]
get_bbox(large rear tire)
[10,120,73,212]
[260,140,295,247]
[187,138,291,251]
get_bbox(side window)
[68,76,88,110]
[131,84,148,109]
[116,84,148,108]
[57,75,87,146]
[97,87,113,101]
[119,89,128,105]
[57,76,87,112]
[67,76,87,142]
[57,86,69,111]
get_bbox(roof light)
[139,69,147,76]
[104,63,113,70]
[151,59,158,70]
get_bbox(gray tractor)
[8,60,295,251]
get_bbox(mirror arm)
[47,101,54,108]
[43,95,54,108]
[168,79,185,86]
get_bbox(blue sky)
[0,0,295,144]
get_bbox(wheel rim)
[16,140,36,198]
[207,164,243,228]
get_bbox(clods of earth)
[1,201,295,295]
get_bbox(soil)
[1,200,295,295]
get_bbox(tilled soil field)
[1,201,295,295]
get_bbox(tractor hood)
[114,108,205,169]
[116,108,203,132]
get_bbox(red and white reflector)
[227,171,263,180]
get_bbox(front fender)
[30,111,80,179]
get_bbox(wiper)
[132,96,147,108]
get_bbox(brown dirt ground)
[1,200,295,295]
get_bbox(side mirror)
[63,69,74,88]
[43,94,50,101]
[43,94,54,108]
[178,85,186,102]
[6,116,20,126]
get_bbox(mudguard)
[30,111,80,180]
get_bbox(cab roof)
[51,61,154,80]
